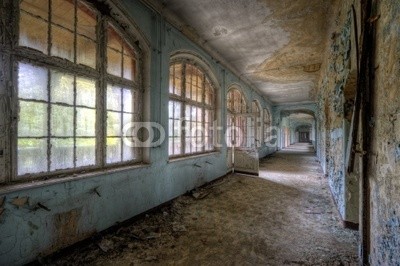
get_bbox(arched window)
[168,61,216,157]
[227,88,247,114]
[227,88,247,147]
[251,101,262,148]
[264,108,272,143]
[8,0,142,179]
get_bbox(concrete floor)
[48,143,358,265]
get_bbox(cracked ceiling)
[159,0,336,104]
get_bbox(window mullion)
[46,69,51,172]
[73,0,78,168]
[97,16,107,167]
[73,76,77,168]
[48,0,52,56]
[181,63,186,155]
[202,74,205,152]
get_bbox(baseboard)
[343,220,359,231]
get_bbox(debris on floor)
[45,146,358,265]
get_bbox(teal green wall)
[0,0,273,264]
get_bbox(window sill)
[0,163,151,195]
[168,151,220,163]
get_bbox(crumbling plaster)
[316,0,400,263]
[160,0,337,104]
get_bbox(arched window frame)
[251,100,262,148]
[1,0,147,182]
[168,57,217,157]
[264,108,272,143]
[226,87,248,148]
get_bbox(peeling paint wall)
[369,0,400,263]
[316,0,358,222]
[317,0,400,263]
[0,0,274,264]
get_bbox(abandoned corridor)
[49,143,358,265]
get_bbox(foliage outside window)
[168,61,215,157]
[11,0,141,179]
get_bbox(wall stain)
[11,196,29,208]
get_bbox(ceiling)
[159,0,335,104]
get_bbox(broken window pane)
[50,71,74,105]
[19,12,48,54]
[76,77,96,108]
[51,105,74,137]
[18,138,47,175]
[106,137,121,164]
[76,107,96,136]
[123,89,132,113]
[18,63,48,101]
[50,138,74,171]
[77,1,97,40]
[20,0,49,20]
[52,0,74,31]
[18,101,48,137]
[76,138,96,167]
[107,111,121,136]
[107,85,121,111]
[107,48,122,77]
[51,25,74,61]
[77,35,96,68]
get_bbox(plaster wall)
[317,0,400,263]
[368,0,400,263]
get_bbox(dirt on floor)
[44,144,358,265]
